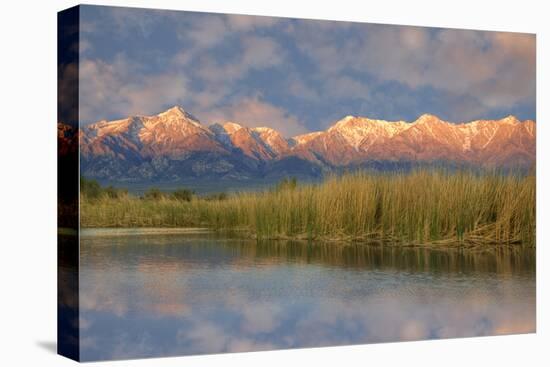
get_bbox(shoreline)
[77,226,535,248]
[79,227,212,238]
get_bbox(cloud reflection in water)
[79,232,535,361]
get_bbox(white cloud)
[184,15,228,49]
[196,35,286,84]
[177,13,281,50]
[80,55,188,122]
[292,22,535,112]
[287,77,320,101]
[325,75,370,99]
[185,35,287,118]
[241,35,285,69]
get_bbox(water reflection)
[79,231,535,361]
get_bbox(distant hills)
[59,106,535,184]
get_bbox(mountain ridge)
[74,106,535,183]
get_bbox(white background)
[0,0,548,365]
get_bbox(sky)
[78,5,536,137]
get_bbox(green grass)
[80,170,536,246]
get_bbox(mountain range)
[65,106,535,184]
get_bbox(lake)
[78,229,536,361]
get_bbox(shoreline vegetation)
[80,170,535,246]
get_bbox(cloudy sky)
[79,5,536,136]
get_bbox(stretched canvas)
[58,4,536,362]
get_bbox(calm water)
[79,229,536,361]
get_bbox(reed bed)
[80,170,536,246]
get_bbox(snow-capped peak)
[221,122,244,134]
[414,113,442,124]
[293,131,323,145]
[158,106,200,123]
[329,115,359,130]
[326,115,410,150]
[501,115,520,125]
[252,126,276,133]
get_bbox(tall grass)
[80,170,535,246]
